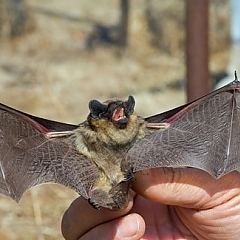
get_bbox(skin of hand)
[61,167,240,240]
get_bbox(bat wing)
[124,80,240,179]
[0,104,99,201]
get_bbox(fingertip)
[80,213,145,240]
[116,213,145,239]
[61,196,135,240]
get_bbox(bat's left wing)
[124,79,240,179]
[0,103,99,202]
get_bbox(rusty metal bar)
[119,0,129,48]
[186,0,209,102]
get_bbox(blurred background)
[0,0,232,239]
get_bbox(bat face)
[0,77,240,210]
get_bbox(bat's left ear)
[89,100,107,119]
[125,95,135,115]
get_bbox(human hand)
[61,168,240,240]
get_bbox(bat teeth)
[112,107,126,121]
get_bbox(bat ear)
[125,95,135,115]
[89,100,107,119]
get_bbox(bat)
[0,76,240,210]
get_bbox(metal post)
[119,0,129,48]
[186,0,209,102]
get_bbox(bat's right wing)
[124,79,240,179]
[0,103,99,202]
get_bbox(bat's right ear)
[89,100,107,119]
[125,95,135,115]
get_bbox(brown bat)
[0,77,240,210]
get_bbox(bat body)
[1,78,240,210]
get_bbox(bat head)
[88,96,135,129]
[85,96,144,148]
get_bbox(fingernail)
[117,214,139,239]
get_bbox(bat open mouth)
[111,107,126,122]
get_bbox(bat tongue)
[112,107,126,122]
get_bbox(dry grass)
[0,0,230,239]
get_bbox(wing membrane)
[125,81,240,179]
[0,104,99,201]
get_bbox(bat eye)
[89,100,107,119]
[124,95,135,115]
